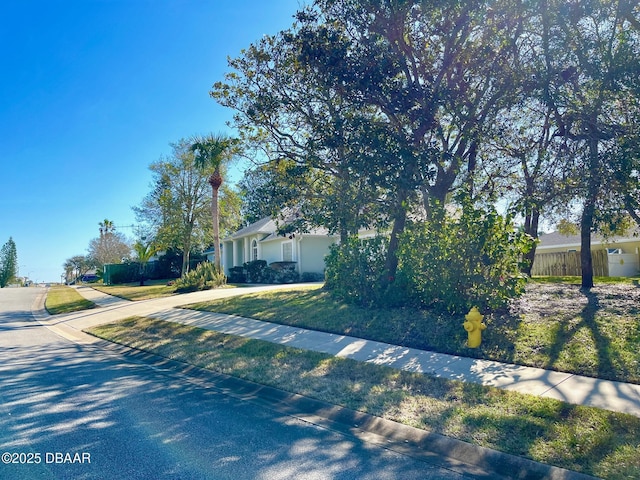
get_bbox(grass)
[45,285,96,314]
[92,279,179,301]
[86,316,640,479]
[183,280,640,384]
[92,278,239,301]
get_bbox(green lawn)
[67,276,640,477]
[182,279,640,384]
[92,279,179,301]
[45,285,96,314]
[86,316,640,479]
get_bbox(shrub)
[227,260,302,284]
[301,272,324,282]
[228,266,246,283]
[324,236,388,305]
[324,202,534,313]
[268,262,299,283]
[175,262,226,292]
[245,260,268,283]
[397,201,534,313]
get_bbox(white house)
[535,230,640,277]
[221,216,338,277]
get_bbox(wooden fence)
[531,250,609,277]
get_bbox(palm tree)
[132,241,158,286]
[99,219,115,236]
[190,134,237,271]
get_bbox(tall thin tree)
[191,134,237,271]
[0,237,17,288]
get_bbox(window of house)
[252,239,258,261]
[607,248,622,254]
[282,241,293,262]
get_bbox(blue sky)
[1,0,303,283]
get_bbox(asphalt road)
[0,287,476,480]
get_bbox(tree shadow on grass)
[545,288,623,382]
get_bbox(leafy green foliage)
[324,236,388,305]
[0,237,17,287]
[174,262,226,292]
[325,203,534,313]
[397,202,534,313]
[227,259,301,284]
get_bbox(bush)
[324,202,534,313]
[268,262,299,283]
[397,202,534,313]
[227,260,302,284]
[175,262,226,292]
[301,272,324,282]
[324,236,388,305]
[245,260,268,283]
[228,266,246,283]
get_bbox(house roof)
[225,216,277,240]
[537,228,640,250]
[260,225,333,242]
[224,214,335,242]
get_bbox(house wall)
[537,244,606,255]
[223,230,337,276]
[222,241,234,274]
[299,236,335,273]
[260,240,283,265]
[222,238,248,275]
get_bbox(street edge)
[84,336,598,480]
[30,288,597,480]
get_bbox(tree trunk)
[212,186,221,271]
[580,200,595,289]
[383,189,409,288]
[522,209,540,276]
[581,134,600,290]
[209,167,223,272]
[181,232,192,277]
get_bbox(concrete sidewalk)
[43,285,640,418]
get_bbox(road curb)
[29,288,597,479]
[85,337,598,480]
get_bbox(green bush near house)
[174,262,226,292]
[397,202,533,313]
[324,235,387,305]
[227,259,301,284]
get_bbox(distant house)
[534,230,640,277]
[203,246,216,264]
[221,216,338,278]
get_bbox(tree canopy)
[134,139,242,276]
[87,219,131,270]
[214,0,640,292]
[0,237,17,288]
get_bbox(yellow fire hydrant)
[463,307,486,348]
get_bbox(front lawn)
[92,279,179,301]
[45,285,96,314]
[86,316,640,479]
[183,279,640,383]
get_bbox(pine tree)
[0,237,18,288]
